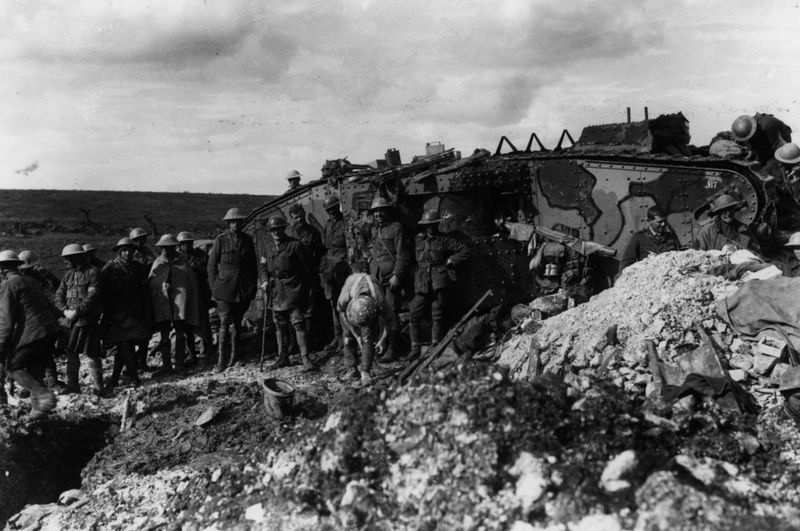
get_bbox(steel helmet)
[544,263,561,277]
[731,115,757,142]
[369,197,391,211]
[18,250,38,269]
[323,195,341,211]
[346,294,378,327]
[418,210,441,225]
[775,143,800,165]
[177,231,196,243]
[61,243,86,257]
[709,193,744,215]
[113,237,137,251]
[0,249,23,266]
[286,169,302,180]
[267,216,288,230]
[779,366,800,392]
[82,243,97,253]
[785,232,800,248]
[223,207,246,221]
[155,233,179,247]
[129,227,148,240]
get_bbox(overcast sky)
[0,1,798,195]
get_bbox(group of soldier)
[257,195,470,386]
[0,195,475,420]
[617,113,800,276]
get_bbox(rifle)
[259,280,274,372]
[398,289,493,384]
[531,226,616,258]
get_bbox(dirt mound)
[82,375,333,489]
[499,250,737,391]
[155,362,795,530]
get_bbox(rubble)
[5,249,800,529]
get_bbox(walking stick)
[259,294,269,372]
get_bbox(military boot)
[88,357,104,396]
[378,329,402,363]
[203,339,216,367]
[296,328,317,372]
[64,351,81,394]
[174,331,186,373]
[325,312,343,353]
[106,353,123,391]
[271,327,291,369]
[359,368,373,387]
[431,319,445,345]
[155,344,174,376]
[184,330,198,366]
[214,327,228,373]
[122,346,140,387]
[9,370,55,420]
[406,323,422,362]
[227,331,239,369]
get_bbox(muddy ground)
[3,250,800,530]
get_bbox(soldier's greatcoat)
[0,272,61,355]
[99,257,151,343]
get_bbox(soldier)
[207,208,258,371]
[178,231,214,365]
[259,216,316,371]
[408,210,470,360]
[149,234,205,374]
[782,232,800,277]
[82,243,106,270]
[319,195,351,353]
[18,250,66,392]
[130,226,156,371]
[0,250,61,420]
[530,240,595,311]
[54,243,103,395]
[130,227,156,266]
[337,272,395,385]
[619,206,681,271]
[285,170,302,193]
[694,194,761,253]
[730,113,792,166]
[287,203,324,347]
[367,197,411,361]
[99,237,151,390]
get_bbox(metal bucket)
[259,378,295,419]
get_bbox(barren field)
[0,189,273,271]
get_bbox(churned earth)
[3,250,800,530]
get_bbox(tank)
[245,111,780,316]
